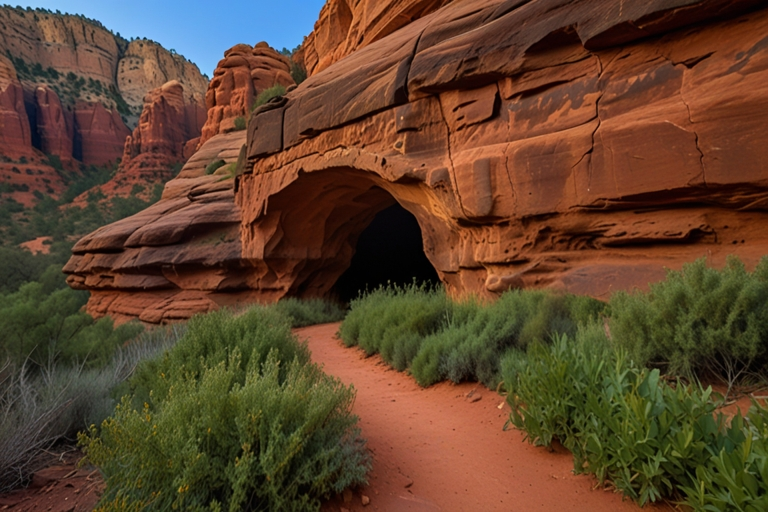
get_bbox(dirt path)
[299,323,663,512]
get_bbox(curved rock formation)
[199,43,294,147]
[68,0,768,323]
[64,130,247,324]
[295,0,454,76]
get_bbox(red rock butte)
[66,0,768,324]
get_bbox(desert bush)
[338,283,449,372]
[0,326,180,493]
[339,284,602,387]
[411,291,603,388]
[273,297,346,327]
[205,159,226,175]
[233,116,246,131]
[503,324,768,507]
[609,256,768,389]
[80,306,370,512]
[0,266,144,369]
[290,62,307,85]
[252,84,286,111]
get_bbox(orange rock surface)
[199,43,294,147]
[68,0,768,323]
[295,0,454,76]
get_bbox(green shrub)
[339,284,603,388]
[81,306,370,511]
[502,325,768,507]
[0,325,178,493]
[290,62,307,85]
[338,283,449,372]
[682,403,768,511]
[273,298,345,327]
[609,256,768,387]
[205,159,226,175]
[252,84,286,111]
[411,291,603,388]
[233,116,246,131]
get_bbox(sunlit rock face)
[68,0,768,323]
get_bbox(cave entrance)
[331,202,440,303]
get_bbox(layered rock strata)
[68,0,768,322]
[199,43,294,147]
[294,0,454,76]
[64,130,247,324]
[79,80,206,203]
[0,6,208,203]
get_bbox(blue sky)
[12,1,327,77]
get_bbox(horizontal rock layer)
[68,0,768,322]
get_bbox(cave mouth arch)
[331,202,440,303]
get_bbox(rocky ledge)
[68,0,768,322]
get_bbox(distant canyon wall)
[0,6,208,205]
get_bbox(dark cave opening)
[332,202,440,303]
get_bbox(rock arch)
[238,164,451,300]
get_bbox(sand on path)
[298,323,664,512]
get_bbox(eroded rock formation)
[294,0,454,76]
[199,43,294,147]
[78,80,207,202]
[68,0,768,323]
[0,6,209,203]
[0,55,31,158]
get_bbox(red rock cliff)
[68,0,768,323]
[77,80,207,203]
[0,55,31,158]
[199,43,294,147]
[294,0,454,76]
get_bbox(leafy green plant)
[233,116,246,131]
[205,159,226,175]
[502,324,768,507]
[252,84,286,111]
[682,403,768,511]
[274,298,345,328]
[609,256,768,391]
[80,306,370,512]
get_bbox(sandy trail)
[299,323,661,512]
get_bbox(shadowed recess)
[332,203,439,303]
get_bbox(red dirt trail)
[300,323,664,512]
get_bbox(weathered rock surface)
[295,0,454,76]
[199,43,294,147]
[69,0,768,322]
[0,6,209,202]
[65,130,247,324]
[34,85,74,162]
[0,54,31,158]
[77,80,207,203]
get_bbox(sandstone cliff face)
[199,43,294,147]
[295,0,454,76]
[0,55,31,158]
[117,40,208,109]
[68,0,768,323]
[79,80,207,203]
[0,6,209,203]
